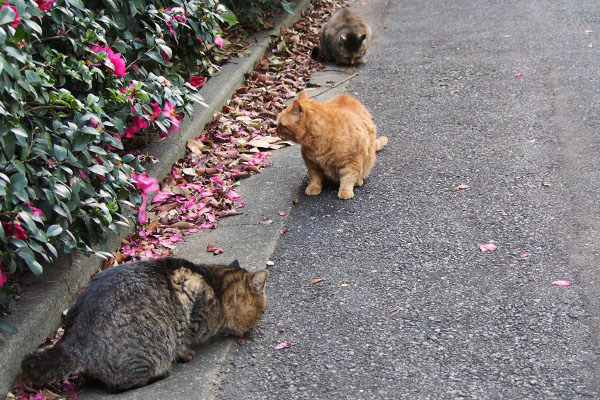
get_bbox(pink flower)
[166,21,176,38]
[148,103,161,121]
[0,266,7,288]
[1,2,20,28]
[90,44,126,77]
[132,115,149,131]
[162,101,181,133]
[131,172,159,224]
[2,221,27,240]
[35,0,55,11]
[188,76,205,88]
[27,202,42,217]
[123,126,136,138]
[132,172,159,195]
[213,35,224,48]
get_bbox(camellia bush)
[222,0,293,27]
[0,0,251,314]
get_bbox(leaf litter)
[103,0,349,266]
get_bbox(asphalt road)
[212,0,600,399]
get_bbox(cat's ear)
[339,33,347,42]
[229,259,240,268]
[359,34,367,43]
[292,100,303,114]
[250,269,269,293]
[298,91,308,100]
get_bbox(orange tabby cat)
[276,92,387,199]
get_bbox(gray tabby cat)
[318,9,372,65]
[19,258,268,392]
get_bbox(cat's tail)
[376,136,388,151]
[19,342,80,387]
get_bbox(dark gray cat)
[19,258,268,392]
[317,9,372,65]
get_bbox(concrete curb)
[0,0,311,395]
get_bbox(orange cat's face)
[276,92,309,143]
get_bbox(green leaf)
[145,50,166,65]
[53,184,71,200]
[4,46,27,64]
[19,249,43,276]
[53,144,68,161]
[219,9,239,26]
[10,173,27,192]
[0,6,16,25]
[46,224,63,237]
[23,19,42,35]
[88,145,107,155]
[88,164,108,175]
[66,0,84,10]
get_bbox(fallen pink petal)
[227,188,242,200]
[479,243,497,252]
[585,29,593,34]
[552,280,571,287]
[456,184,470,191]
[278,211,287,216]
[515,72,523,77]
[520,252,530,258]
[274,342,292,350]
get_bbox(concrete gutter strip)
[0,0,311,395]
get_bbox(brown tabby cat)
[277,91,387,199]
[19,258,268,392]
[318,9,372,65]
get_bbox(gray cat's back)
[19,258,268,392]
[320,9,372,65]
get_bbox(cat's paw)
[338,188,354,199]
[356,178,364,187]
[176,347,196,363]
[305,185,322,196]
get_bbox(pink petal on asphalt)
[456,184,470,191]
[274,342,292,350]
[552,280,571,287]
[520,252,530,258]
[227,188,242,201]
[585,29,593,34]
[479,243,497,252]
[515,73,523,77]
